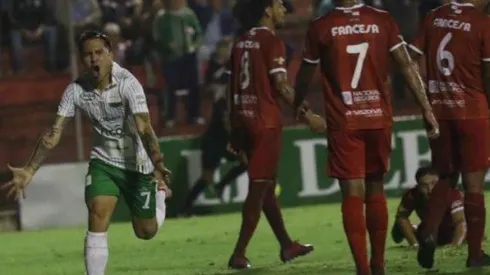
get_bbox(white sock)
[156,190,167,229]
[85,231,108,275]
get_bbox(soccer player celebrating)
[293,1,439,274]
[1,31,170,275]
[226,0,326,270]
[407,0,490,269]
[391,166,466,248]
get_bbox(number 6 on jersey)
[346,42,369,89]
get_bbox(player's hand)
[294,101,309,120]
[423,109,440,139]
[226,143,248,165]
[154,167,171,185]
[0,165,34,200]
[154,169,172,198]
[305,112,327,134]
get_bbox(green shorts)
[85,159,156,219]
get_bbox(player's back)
[229,27,283,130]
[410,3,490,119]
[304,4,405,129]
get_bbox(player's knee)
[133,221,158,240]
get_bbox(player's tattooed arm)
[391,45,431,111]
[395,204,418,247]
[24,115,71,173]
[134,113,169,175]
[481,62,490,109]
[293,62,317,114]
[272,72,326,133]
[392,45,439,138]
[450,208,466,246]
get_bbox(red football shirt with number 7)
[302,4,405,130]
[228,27,287,130]
[409,2,490,120]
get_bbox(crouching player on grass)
[1,30,170,275]
[391,166,466,248]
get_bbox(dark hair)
[77,30,112,54]
[415,166,437,183]
[233,0,273,33]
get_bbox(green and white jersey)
[57,62,154,174]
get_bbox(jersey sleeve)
[266,37,288,75]
[396,190,416,218]
[386,15,406,52]
[57,83,76,117]
[124,78,149,114]
[449,190,464,214]
[409,13,431,55]
[302,21,320,64]
[481,16,490,62]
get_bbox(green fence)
[113,117,440,220]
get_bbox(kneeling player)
[391,167,466,248]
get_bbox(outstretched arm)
[24,115,71,173]
[2,82,76,199]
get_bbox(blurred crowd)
[0,0,453,128]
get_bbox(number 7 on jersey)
[346,42,369,89]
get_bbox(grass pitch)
[0,196,489,275]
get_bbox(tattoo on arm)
[25,115,71,173]
[272,72,296,107]
[392,45,432,111]
[293,62,316,109]
[134,113,166,171]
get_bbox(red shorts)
[241,127,282,180]
[430,119,490,174]
[327,128,392,180]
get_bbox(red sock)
[421,179,452,236]
[342,196,369,275]
[262,183,293,248]
[233,182,269,257]
[365,194,388,270]
[464,193,485,261]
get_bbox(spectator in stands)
[56,0,102,37]
[196,0,235,63]
[99,0,142,41]
[8,0,58,73]
[153,0,204,128]
[196,0,235,85]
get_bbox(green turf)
[0,196,489,275]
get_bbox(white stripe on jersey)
[56,62,154,174]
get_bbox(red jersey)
[410,2,490,120]
[302,4,405,130]
[398,187,464,231]
[228,27,287,129]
